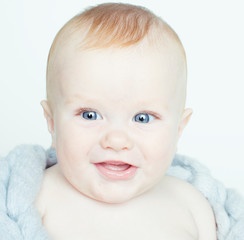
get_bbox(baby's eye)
[134,113,155,123]
[82,111,102,120]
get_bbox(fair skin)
[35,40,217,239]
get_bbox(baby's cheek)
[146,132,176,166]
[58,124,96,159]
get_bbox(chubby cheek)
[54,121,103,195]
[141,126,178,177]
[54,119,95,172]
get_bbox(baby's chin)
[82,182,155,204]
[68,180,142,204]
[89,192,140,204]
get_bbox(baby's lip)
[95,160,136,167]
[94,161,138,180]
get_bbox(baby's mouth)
[94,161,137,180]
[99,161,131,171]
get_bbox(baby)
[35,3,217,240]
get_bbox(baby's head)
[42,3,192,203]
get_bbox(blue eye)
[82,111,102,120]
[134,113,155,123]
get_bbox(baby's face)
[44,42,191,203]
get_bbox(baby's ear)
[178,108,192,138]
[41,100,55,146]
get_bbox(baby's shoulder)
[162,175,217,239]
[34,164,64,219]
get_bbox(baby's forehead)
[56,41,184,85]
[54,44,185,112]
[54,38,184,82]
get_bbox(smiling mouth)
[94,161,138,180]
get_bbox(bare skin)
[35,164,217,240]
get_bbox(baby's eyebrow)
[64,95,99,105]
[64,95,170,114]
[130,99,170,114]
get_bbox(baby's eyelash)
[76,107,95,115]
[75,108,161,120]
[138,111,161,119]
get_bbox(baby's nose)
[100,130,134,151]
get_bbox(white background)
[1,0,243,196]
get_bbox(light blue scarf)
[0,145,243,240]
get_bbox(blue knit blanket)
[0,145,244,240]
